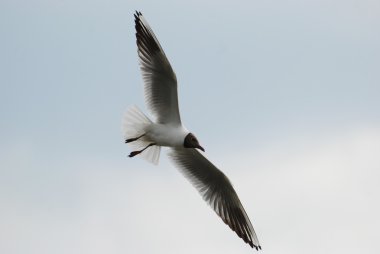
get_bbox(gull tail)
[122,105,161,165]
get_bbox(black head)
[184,133,205,152]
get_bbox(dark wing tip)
[221,219,261,250]
[134,10,143,21]
[220,207,260,250]
[134,10,142,27]
[252,243,262,251]
[246,236,261,251]
[134,10,161,58]
[248,241,261,251]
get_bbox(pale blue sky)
[1,0,379,253]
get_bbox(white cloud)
[1,127,379,253]
[224,126,380,253]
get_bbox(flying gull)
[123,11,261,250]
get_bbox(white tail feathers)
[122,105,161,165]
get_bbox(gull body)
[123,11,261,250]
[146,123,189,147]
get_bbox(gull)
[123,11,261,250]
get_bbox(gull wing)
[168,148,261,250]
[134,12,181,125]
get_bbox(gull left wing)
[168,147,261,250]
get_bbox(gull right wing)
[135,12,182,125]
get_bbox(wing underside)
[168,147,261,250]
[134,12,182,125]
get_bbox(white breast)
[146,124,189,147]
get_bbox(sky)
[1,0,379,253]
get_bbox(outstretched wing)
[134,11,181,125]
[168,147,261,250]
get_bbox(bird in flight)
[123,11,261,250]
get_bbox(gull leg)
[125,134,145,143]
[129,143,156,158]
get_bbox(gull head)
[184,133,205,152]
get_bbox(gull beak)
[197,145,205,152]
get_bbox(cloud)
[1,127,379,253]
[224,126,380,253]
